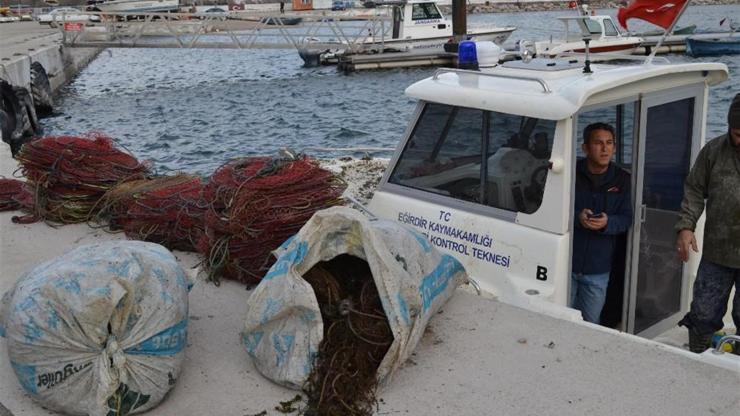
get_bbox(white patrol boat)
[532,15,643,59]
[364,0,515,52]
[299,0,515,65]
[367,46,739,369]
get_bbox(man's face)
[583,129,615,169]
[731,128,740,147]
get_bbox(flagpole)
[645,0,691,64]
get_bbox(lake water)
[41,4,739,175]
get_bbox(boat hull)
[96,0,179,13]
[537,39,642,60]
[686,37,740,57]
[363,27,515,52]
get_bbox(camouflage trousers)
[679,259,740,336]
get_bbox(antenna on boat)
[582,36,592,74]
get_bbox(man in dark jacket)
[676,93,740,353]
[571,123,632,324]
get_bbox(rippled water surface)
[42,5,739,174]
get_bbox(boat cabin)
[534,15,643,58]
[559,15,625,42]
[378,0,451,40]
[368,57,728,339]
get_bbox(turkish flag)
[617,0,689,30]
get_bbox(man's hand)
[579,209,608,231]
[589,212,608,230]
[676,229,698,262]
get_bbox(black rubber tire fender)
[30,61,54,117]
[13,86,41,137]
[0,80,20,145]
[0,110,13,148]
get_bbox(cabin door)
[626,86,704,337]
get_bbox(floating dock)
[337,50,456,71]
[335,31,738,71]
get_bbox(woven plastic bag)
[243,206,468,389]
[0,241,190,416]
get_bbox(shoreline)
[441,0,739,14]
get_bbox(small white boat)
[91,0,179,13]
[533,15,643,59]
[363,0,515,52]
[299,0,515,65]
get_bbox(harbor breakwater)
[0,24,100,154]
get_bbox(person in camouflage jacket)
[676,92,740,353]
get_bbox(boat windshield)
[603,18,619,36]
[388,103,556,214]
[583,18,603,35]
[411,2,442,20]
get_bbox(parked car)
[331,0,353,11]
[0,7,21,22]
[37,7,101,27]
[200,7,227,20]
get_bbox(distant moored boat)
[92,0,180,13]
[685,35,740,57]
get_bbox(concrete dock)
[1,141,739,415]
[0,21,100,91]
[1,20,740,416]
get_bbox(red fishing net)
[14,133,150,224]
[97,174,206,252]
[198,155,346,285]
[9,135,348,284]
[0,178,27,211]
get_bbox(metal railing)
[432,68,552,93]
[58,11,393,53]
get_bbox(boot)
[688,329,712,353]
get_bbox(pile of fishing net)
[96,174,206,252]
[0,178,28,211]
[302,255,393,416]
[14,133,150,224]
[198,154,346,285]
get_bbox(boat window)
[603,19,619,36]
[388,103,556,214]
[583,19,602,35]
[411,3,442,20]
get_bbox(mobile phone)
[587,212,603,219]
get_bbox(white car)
[37,7,101,27]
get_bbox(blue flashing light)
[458,41,479,70]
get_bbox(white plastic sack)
[243,206,468,389]
[0,241,190,416]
